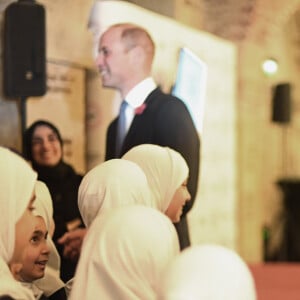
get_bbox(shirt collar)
[125,77,157,108]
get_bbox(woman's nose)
[186,190,191,202]
[40,138,51,149]
[42,241,50,255]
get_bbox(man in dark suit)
[96,23,200,249]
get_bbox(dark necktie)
[115,100,128,157]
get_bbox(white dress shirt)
[123,77,157,133]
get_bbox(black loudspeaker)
[3,0,46,98]
[272,83,291,124]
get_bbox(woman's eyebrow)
[32,229,48,237]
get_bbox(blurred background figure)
[70,205,180,300]
[158,244,257,300]
[23,120,84,282]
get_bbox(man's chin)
[100,78,115,89]
[102,81,113,88]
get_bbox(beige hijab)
[122,144,189,212]
[0,147,37,299]
[158,244,257,300]
[78,158,155,227]
[33,181,65,296]
[70,205,180,300]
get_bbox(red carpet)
[249,263,300,300]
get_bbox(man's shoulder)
[147,87,177,100]
[146,87,186,109]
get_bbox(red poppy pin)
[135,103,147,115]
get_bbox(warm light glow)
[262,58,278,76]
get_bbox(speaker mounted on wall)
[272,83,291,124]
[3,0,46,98]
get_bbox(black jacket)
[106,87,200,249]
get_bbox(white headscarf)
[122,144,189,212]
[0,147,37,299]
[33,181,54,235]
[33,181,65,296]
[70,205,180,300]
[78,158,155,227]
[158,244,257,300]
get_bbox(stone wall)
[127,0,300,261]
[2,0,300,262]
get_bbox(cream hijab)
[70,205,180,300]
[158,244,257,300]
[78,158,155,227]
[0,147,37,299]
[122,144,189,212]
[33,181,65,296]
[33,181,55,237]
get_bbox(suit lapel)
[121,87,161,153]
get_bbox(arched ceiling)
[128,0,300,43]
[2,0,300,44]
[200,0,300,43]
[200,0,256,41]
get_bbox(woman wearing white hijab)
[78,158,155,227]
[158,244,257,300]
[0,147,37,300]
[122,144,191,223]
[33,181,66,299]
[70,205,180,300]
[57,158,154,282]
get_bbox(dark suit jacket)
[105,87,200,249]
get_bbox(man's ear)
[129,45,145,64]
